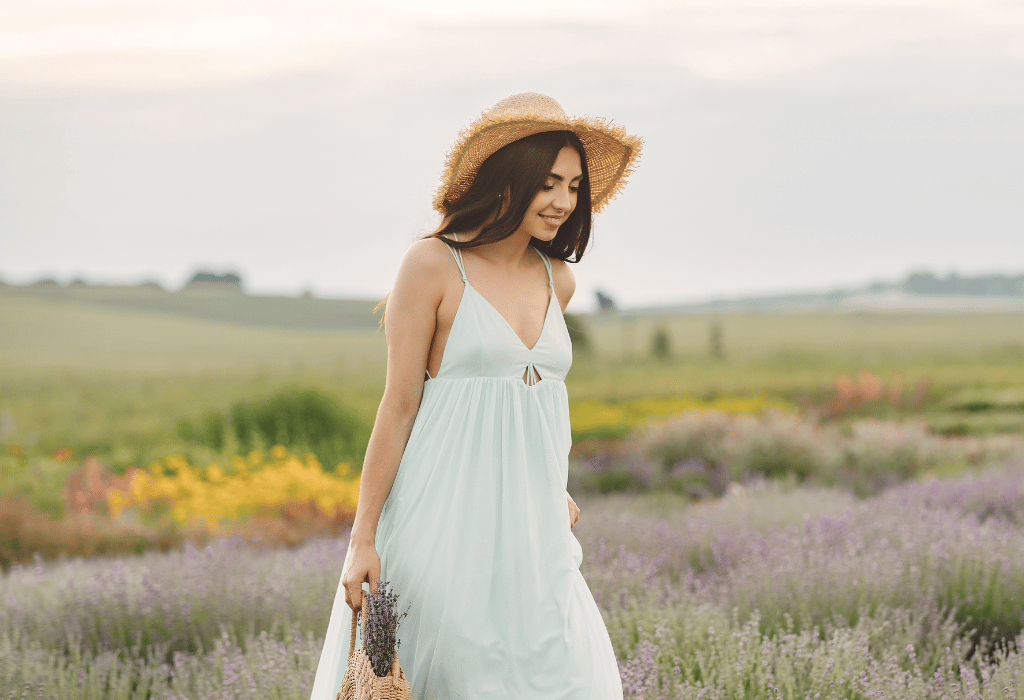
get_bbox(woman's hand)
[566,490,580,529]
[341,539,381,612]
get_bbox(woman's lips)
[540,215,562,227]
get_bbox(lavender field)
[4,464,1024,699]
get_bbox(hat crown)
[484,92,567,122]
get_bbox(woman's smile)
[519,146,582,241]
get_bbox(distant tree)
[650,326,672,361]
[709,319,725,360]
[563,312,592,355]
[184,270,244,291]
[903,270,1024,296]
[595,289,617,312]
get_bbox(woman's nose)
[553,187,572,211]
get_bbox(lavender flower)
[361,580,408,678]
[3,462,1024,698]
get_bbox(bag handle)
[348,609,358,660]
[348,606,372,658]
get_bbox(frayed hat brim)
[433,94,642,214]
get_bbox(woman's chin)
[532,228,560,243]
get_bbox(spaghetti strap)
[445,233,468,283]
[532,247,554,288]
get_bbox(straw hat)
[433,92,642,214]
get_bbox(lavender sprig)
[362,579,409,677]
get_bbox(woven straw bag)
[336,608,411,700]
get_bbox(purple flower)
[362,580,408,678]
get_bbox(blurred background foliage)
[177,388,370,472]
[2,284,1024,563]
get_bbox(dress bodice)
[427,236,573,384]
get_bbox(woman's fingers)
[344,569,382,612]
[341,544,382,611]
[344,577,364,612]
[567,492,580,528]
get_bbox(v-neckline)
[466,281,555,352]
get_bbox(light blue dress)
[310,237,623,700]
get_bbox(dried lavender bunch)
[362,579,409,677]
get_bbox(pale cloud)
[2,0,1023,305]
[2,0,1023,99]
[628,2,1024,100]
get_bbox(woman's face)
[518,146,583,242]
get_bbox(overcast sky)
[2,0,1023,310]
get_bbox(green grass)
[3,288,1024,511]
[0,293,386,373]
[573,310,1024,400]
[586,310,1024,362]
[1,282,382,331]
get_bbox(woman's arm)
[341,238,450,611]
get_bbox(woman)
[310,92,642,700]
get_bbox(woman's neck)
[460,227,536,271]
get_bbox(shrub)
[178,389,369,471]
[842,419,938,494]
[633,410,841,489]
[570,453,650,494]
[708,318,725,359]
[649,327,671,361]
[227,389,369,471]
[627,410,1024,496]
[729,410,841,484]
[177,411,226,451]
[0,498,182,570]
[633,410,736,475]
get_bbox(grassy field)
[3,287,1024,511]
[575,309,1024,398]
[4,287,1024,697]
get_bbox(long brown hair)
[375,130,592,325]
[434,129,592,261]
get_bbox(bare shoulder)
[397,236,458,282]
[549,257,576,311]
[390,236,456,303]
[401,236,453,274]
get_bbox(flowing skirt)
[309,377,622,700]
